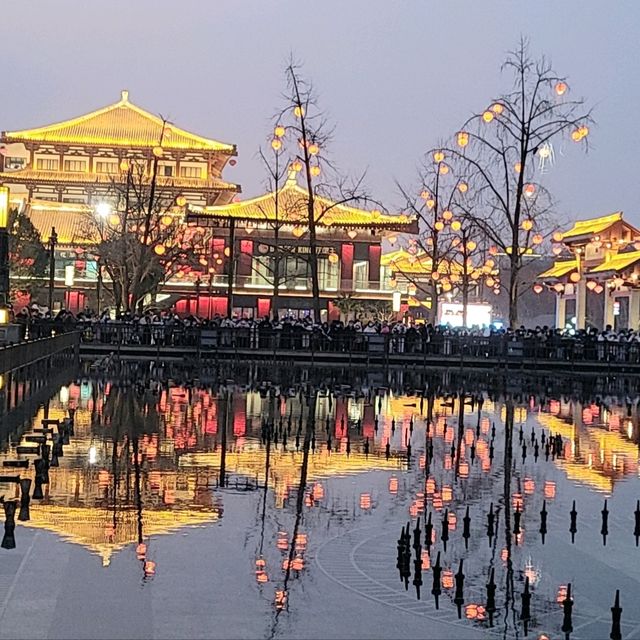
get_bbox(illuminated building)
[185,171,417,318]
[537,212,640,329]
[0,90,238,207]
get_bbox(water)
[0,368,638,639]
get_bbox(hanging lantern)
[586,280,597,291]
[456,131,469,147]
[489,246,498,256]
[614,276,625,288]
[485,258,495,269]
[199,257,208,267]
[119,159,130,172]
[294,105,305,118]
[308,143,319,155]
[442,209,453,221]
[555,81,568,96]
[388,277,397,288]
[292,226,305,238]
[482,111,494,123]
[578,125,589,138]
[554,283,564,293]
[310,165,321,177]
[552,231,563,242]
[594,284,604,294]
[328,251,339,264]
[571,129,582,142]
[433,150,445,163]
[154,244,166,256]
[152,146,164,158]
[458,182,468,193]
[569,272,581,283]
[533,283,544,294]
[524,184,536,198]
[347,229,357,239]
[434,220,445,231]
[420,190,431,200]
[108,213,120,226]
[274,125,286,138]
[491,103,504,115]
[387,234,398,245]
[408,283,417,296]
[471,270,480,280]
[467,240,477,251]
[532,233,543,245]
[426,198,435,209]
[439,163,449,175]
[292,160,303,172]
[245,222,254,234]
[486,277,495,288]
[271,139,282,151]
[431,271,440,280]
[442,282,452,292]
[521,219,534,231]
[552,244,563,255]
[493,287,501,295]
[451,220,461,231]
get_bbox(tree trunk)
[462,280,469,328]
[508,257,519,328]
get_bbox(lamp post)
[48,227,58,314]
[0,187,10,313]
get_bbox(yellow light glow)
[274,125,286,138]
[0,187,9,229]
[433,151,445,163]
[451,220,461,231]
[456,131,469,147]
[271,139,282,151]
[482,111,494,123]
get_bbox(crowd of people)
[10,303,640,363]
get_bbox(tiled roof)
[0,169,238,192]
[560,212,624,241]
[188,173,415,230]
[385,250,463,275]
[588,250,640,274]
[3,90,234,152]
[26,200,98,246]
[538,259,578,279]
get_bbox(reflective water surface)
[0,365,639,639]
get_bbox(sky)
[2,0,639,225]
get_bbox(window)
[95,161,118,174]
[283,257,309,288]
[63,159,88,172]
[4,157,26,170]
[35,158,59,171]
[161,165,174,177]
[319,257,340,290]
[179,165,203,179]
[251,256,273,286]
[62,197,87,204]
[354,260,369,289]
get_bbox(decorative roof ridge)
[4,90,234,152]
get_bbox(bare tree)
[430,39,592,326]
[85,157,207,313]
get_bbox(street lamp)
[95,201,112,314]
[0,186,10,316]
[48,227,58,313]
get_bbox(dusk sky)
[3,1,638,224]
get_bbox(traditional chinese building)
[0,90,238,207]
[184,171,417,319]
[537,212,640,329]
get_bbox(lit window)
[63,159,88,172]
[36,158,59,171]
[180,166,203,178]
[95,161,118,174]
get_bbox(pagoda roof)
[380,248,413,267]
[25,200,98,246]
[538,259,578,279]
[3,90,235,153]
[187,173,416,230]
[384,250,463,275]
[588,250,640,274]
[560,212,625,242]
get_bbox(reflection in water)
[0,364,638,638]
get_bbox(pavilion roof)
[384,250,464,275]
[538,259,578,279]
[588,250,640,274]
[3,90,235,152]
[25,200,98,246]
[187,173,416,230]
[560,212,625,242]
